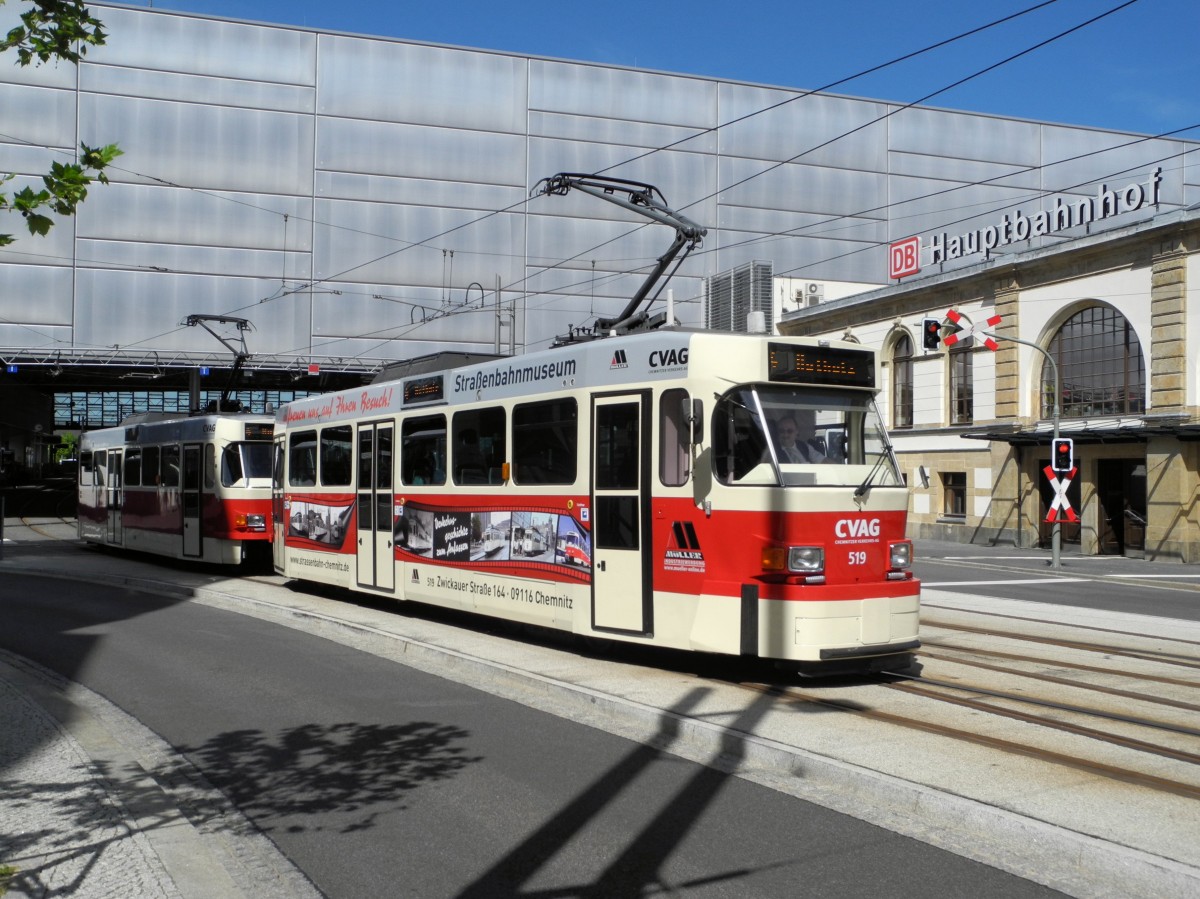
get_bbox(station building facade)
[780,201,1200,563]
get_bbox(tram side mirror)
[683,397,704,445]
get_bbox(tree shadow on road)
[176,720,482,835]
[0,712,481,894]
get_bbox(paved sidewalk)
[0,648,321,899]
[0,655,182,898]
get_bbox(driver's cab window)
[712,384,896,487]
[712,388,767,483]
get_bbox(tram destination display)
[768,342,875,388]
[403,374,445,406]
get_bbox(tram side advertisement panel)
[395,497,591,627]
[282,493,357,585]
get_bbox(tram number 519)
[848,551,868,566]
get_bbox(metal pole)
[981,327,1062,570]
[1050,355,1062,571]
[946,310,1063,570]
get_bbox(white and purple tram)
[272,331,919,672]
[78,412,275,565]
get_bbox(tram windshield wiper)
[854,452,888,498]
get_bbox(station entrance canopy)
[961,415,1200,447]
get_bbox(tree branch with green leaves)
[2,0,106,65]
[1,1,120,247]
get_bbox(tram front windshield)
[222,442,273,487]
[713,385,903,487]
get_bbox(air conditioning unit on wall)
[794,282,825,307]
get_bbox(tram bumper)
[750,586,921,666]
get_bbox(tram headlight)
[888,540,913,579]
[787,546,824,573]
[236,513,267,532]
[761,545,824,582]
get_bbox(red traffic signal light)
[1052,438,1074,472]
[922,317,941,350]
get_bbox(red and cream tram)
[272,331,919,672]
[78,412,275,565]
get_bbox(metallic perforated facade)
[2,2,1198,375]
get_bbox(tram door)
[271,436,287,574]
[182,444,202,558]
[356,422,395,592]
[591,393,652,635]
[106,449,123,546]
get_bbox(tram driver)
[774,413,831,464]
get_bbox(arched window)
[891,334,913,429]
[1041,306,1145,418]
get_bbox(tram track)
[722,595,1200,802]
[922,615,1200,668]
[731,677,1200,801]
[887,667,1200,737]
[881,675,1200,760]
[15,516,77,540]
[915,646,1200,702]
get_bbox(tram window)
[712,388,767,484]
[289,430,317,486]
[595,496,638,550]
[513,399,577,485]
[377,428,393,490]
[320,425,353,486]
[358,429,373,489]
[123,450,141,486]
[221,443,271,487]
[221,444,243,486]
[241,443,273,482]
[94,451,106,487]
[595,403,639,491]
[161,445,180,487]
[402,415,446,486]
[184,446,201,491]
[204,444,216,490]
[143,446,160,486]
[453,407,506,486]
[659,388,690,487]
[79,451,93,483]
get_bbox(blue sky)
[135,0,1199,138]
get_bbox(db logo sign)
[889,236,920,279]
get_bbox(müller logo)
[664,520,705,573]
[889,168,1162,279]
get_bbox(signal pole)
[937,311,1062,570]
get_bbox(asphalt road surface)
[1,573,1069,898]
[912,539,1200,621]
